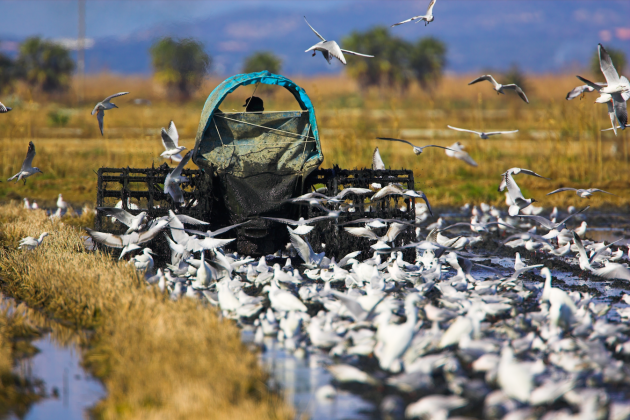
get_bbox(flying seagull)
[566,83,605,100]
[391,0,437,27]
[261,215,338,235]
[373,147,385,170]
[468,75,529,104]
[96,207,148,234]
[85,218,169,260]
[447,125,518,139]
[576,75,628,135]
[547,187,615,199]
[91,92,129,136]
[503,172,537,216]
[164,151,191,204]
[518,206,590,232]
[304,17,373,65]
[8,141,42,184]
[0,101,12,113]
[160,121,186,163]
[376,137,455,155]
[445,142,477,167]
[498,168,549,192]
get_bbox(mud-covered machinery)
[96,71,416,258]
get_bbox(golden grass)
[0,204,292,420]
[1,73,628,209]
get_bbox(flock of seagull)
[7,2,630,418]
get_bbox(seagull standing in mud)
[391,0,437,27]
[447,125,518,139]
[8,141,42,184]
[468,74,529,104]
[91,92,129,136]
[160,121,186,163]
[303,17,373,65]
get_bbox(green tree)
[0,52,15,91]
[503,64,529,94]
[15,37,75,92]
[591,46,626,77]
[410,37,447,91]
[242,51,282,74]
[342,26,412,89]
[150,37,211,99]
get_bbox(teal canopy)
[192,71,323,177]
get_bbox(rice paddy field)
[0,73,628,210]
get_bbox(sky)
[0,0,628,75]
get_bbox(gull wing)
[21,141,36,171]
[376,137,417,148]
[517,215,555,229]
[168,210,191,245]
[199,237,235,250]
[165,178,184,204]
[288,227,316,264]
[589,238,624,265]
[588,188,615,195]
[426,0,437,14]
[546,187,577,196]
[303,16,326,41]
[575,75,602,92]
[572,232,589,262]
[171,151,191,177]
[448,125,481,135]
[137,219,169,244]
[261,216,301,226]
[504,173,525,201]
[453,150,478,167]
[165,121,179,145]
[339,49,374,58]
[0,101,10,112]
[383,223,408,242]
[566,85,588,100]
[372,147,385,170]
[613,99,628,129]
[391,15,426,27]
[468,75,498,87]
[557,205,590,226]
[504,84,529,104]
[593,263,630,281]
[97,109,104,136]
[170,153,183,163]
[176,214,209,225]
[485,130,519,136]
[336,188,374,199]
[96,207,135,226]
[598,44,620,86]
[606,101,618,135]
[413,190,433,216]
[161,127,178,150]
[208,221,250,237]
[85,228,123,248]
[344,227,379,240]
[326,42,347,65]
[330,291,366,321]
[517,168,549,179]
[371,184,404,200]
[102,92,130,103]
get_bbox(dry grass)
[0,204,292,420]
[0,73,628,209]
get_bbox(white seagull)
[18,232,49,250]
[445,141,477,167]
[391,0,437,27]
[447,125,518,139]
[498,167,549,192]
[547,187,615,199]
[8,141,43,184]
[164,151,191,204]
[503,172,537,216]
[468,75,529,104]
[160,121,186,163]
[85,218,169,259]
[304,17,373,65]
[373,147,385,170]
[97,207,148,234]
[566,83,605,100]
[262,215,337,235]
[91,92,129,136]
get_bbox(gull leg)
[312,52,316,57]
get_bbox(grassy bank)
[1,73,628,209]
[0,204,291,420]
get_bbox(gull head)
[34,167,43,174]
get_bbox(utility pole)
[78,0,85,103]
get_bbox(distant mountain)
[29,1,630,75]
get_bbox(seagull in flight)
[566,83,605,100]
[164,151,191,204]
[160,121,186,163]
[447,125,518,139]
[376,137,455,155]
[445,142,477,167]
[0,101,12,113]
[85,218,169,259]
[391,0,437,27]
[97,207,148,234]
[518,206,589,232]
[304,17,373,65]
[8,141,42,184]
[547,187,615,199]
[498,168,549,192]
[503,172,537,216]
[91,92,129,136]
[468,75,529,104]
[261,215,338,235]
